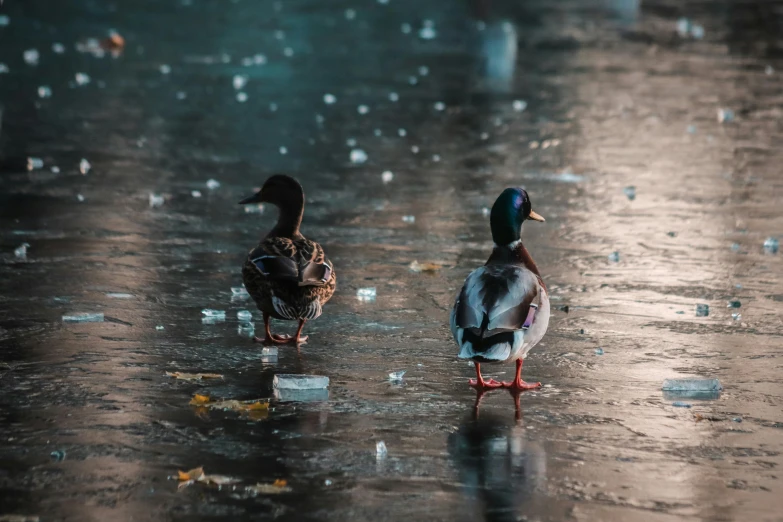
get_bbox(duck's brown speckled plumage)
[242,236,336,320]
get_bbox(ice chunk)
[0,63,8,73]
[202,309,225,318]
[14,243,29,259]
[191,190,202,198]
[727,299,741,309]
[273,374,329,390]
[23,49,40,65]
[388,370,406,381]
[176,91,187,100]
[231,286,250,298]
[402,215,415,223]
[283,47,294,57]
[237,323,255,338]
[350,149,367,164]
[279,146,288,155]
[27,157,44,171]
[418,65,429,76]
[594,348,604,355]
[274,388,329,402]
[156,325,165,330]
[607,251,620,263]
[513,100,527,112]
[63,313,104,323]
[159,64,171,74]
[717,108,734,123]
[244,204,264,214]
[623,186,636,200]
[408,76,418,85]
[766,65,774,75]
[261,347,278,358]
[662,379,722,391]
[237,310,252,322]
[763,237,778,254]
[0,15,9,26]
[38,86,52,98]
[376,441,388,459]
[356,287,376,302]
[106,293,133,298]
[76,194,85,202]
[434,101,445,111]
[695,304,709,317]
[373,129,382,136]
[401,23,412,34]
[432,154,441,162]
[672,401,692,408]
[74,72,90,86]
[344,8,356,20]
[236,92,248,103]
[232,74,248,90]
[691,25,704,39]
[389,92,399,102]
[731,242,741,252]
[149,193,164,207]
[397,128,407,137]
[357,105,369,115]
[323,93,337,105]
[731,313,741,321]
[687,124,696,134]
[481,207,490,217]
[676,18,691,37]
[419,20,436,40]
[269,102,278,112]
[381,171,393,183]
[206,179,220,189]
[52,42,66,54]
[79,158,91,174]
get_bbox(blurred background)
[0,0,781,520]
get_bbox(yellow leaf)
[166,371,224,381]
[245,401,270,411]
[178,466,204,481]
[190,394,211,405]
[408,261,442,273]
[273,479,287,487]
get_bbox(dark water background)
[0,0,782,520]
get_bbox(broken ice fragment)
[357,104,369,115]
[236,92,248,103]
[79,158,91,174]
[274,388,329,402]
[74,72,90,86]
[279,146,288,155]
[695,304,709,317]
[623,186,636,200]
[398,128,407,137]
[717,108,734,123]
[381,171,394,183]
[176,91,187,100]
[159,64,171,74]
[27,157,44,171]
[62,312,104,323]
[687,124,696,134]
[418,65,429,76]
[238,323,254,338]
[418,20,436,40]
[672,401,692,408]
[607,251,620,263]
[23,49,40,65]
[765,65,774,75]
[231,286,250,298]
[389,92,399,102]
[376,441,388,459]
[76,194,85,202]
[727,299,741,308]
[691,25,705,39]
[191,190,202,198]
[388,370,406,381]
[350,149,368,164]
[594,348,604,355]
[38,86,52,98]
[206,179,220,189]
[156,325,165,330]
[106,292,133,298]
[52,42,66,54]
[261,347,278,358]
[763,237,778,254]
[232,74,248,90]
[323,93,336,105]
[356,287,376,302]
[244,204,264,214]
[149,193,165,207]
[481,207,490,217]
[513,100,527,112]
[662,379,722,392]
[202,309,225,318]
[731,313,741,321]
[273,374,329,390]
[14,243,29,259]
[731,242,741,252]
[50,450,66,462]
[0,15,9,26]
[434,101,445,111]
[401,23,412,34]
[0,63,8,73]
[408,75,418,85]
[237,310,252,322]
[344,8,356,20]
[402,215,415,223]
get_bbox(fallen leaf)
[166,371,223,381]
[409,261,442,273]
[175,467,241,491]
[189,394,211,405]
[202,474,242,486]
[100,32,125,51]
[178,466,204,482]
[245,480,292,495]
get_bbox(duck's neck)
[487,241,545,288]
[268,194,304,239]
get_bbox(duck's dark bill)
[529,210,545,222]
[238,194,261,204]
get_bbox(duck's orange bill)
[528,210,545,222]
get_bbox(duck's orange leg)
[254,314,308,345]
[468,362,503,390]
[502,359,542,390]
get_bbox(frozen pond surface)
[1,0,782,520]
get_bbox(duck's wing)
[248,237,333,287]
[451,265,541,361]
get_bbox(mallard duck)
[239,174,336,345]
[450,187,549,391]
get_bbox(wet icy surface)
[1,0,783,520]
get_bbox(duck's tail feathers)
[456,329,512,361]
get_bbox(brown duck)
[239,175,336,345]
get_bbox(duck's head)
[489,187,545,246]
[238,174,304,206]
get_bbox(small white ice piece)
[662,379,722,392]
[402,215,415,223]
[201,309,226,318]
[63,313,104,323]
[513,100,527,112]
[75,72,90,86]
[149,193,164,207]
[206,179,221,189]
[232,74,248,90]
[376,441,388,459]
[0,63,8,74]
[763,237,779,254]
[14,243,29,259]
[236,91,248,103]
[607,251,620,263]
[717,108,734,123]
[323,93,337,105]
[159,64,171,74]
[52,43,66,54]
[106,293,133,298]
[79,158,91,174]
[237,310,252,322]
[23,49,40,66]
[27,157,44,171]
[388,370,406,381]
[357,105,369,115]
[38,86,52,98]
[389,92,399,102]
[350,149,368,164]
[434,101,445,111]
[231,286,250,298]
[273,374,329,390]
[419,25,436,40]
[191,190,202,198]
[356,287,376,302]
[381,171,393,183]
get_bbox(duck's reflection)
[448,398,546,522]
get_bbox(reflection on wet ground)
[1,0,782,520]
